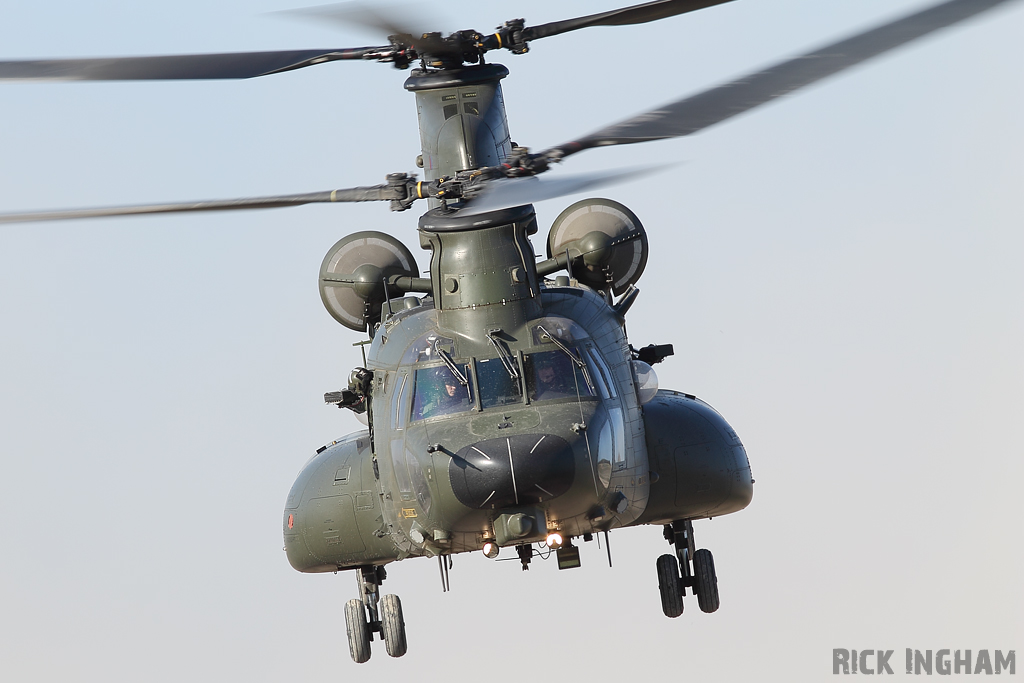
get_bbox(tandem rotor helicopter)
[2,0,1018,664]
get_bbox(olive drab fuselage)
[283,203,753,572]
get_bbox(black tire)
[380,594,408,658]
[693,548,720,614]
[656,553,683,618]
[344,598,371,663]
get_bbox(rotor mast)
[404,64,513,207]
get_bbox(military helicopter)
[1,0,1018,665]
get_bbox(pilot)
[422,368,470,418]
[531,354,576,401]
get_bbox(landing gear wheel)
[380,594,407,658]
[344,598,371,663]
[693,548,720,614]
[656,553,683,618]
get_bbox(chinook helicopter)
[1,0,1018,665]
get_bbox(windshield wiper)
[537,325,594,393]
[433,338,468,386]
[486,329,520,380]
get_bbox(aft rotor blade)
[544,0,1020,159]
[522,0,735,41]
[459,166,664,216]
[0,47,385,81]
[0,186,396,224]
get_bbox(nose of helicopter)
[448,433,575,510]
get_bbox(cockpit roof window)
[401,332,453,365]
[530,317,589,345]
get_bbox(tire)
[380,594,408,658]
[693,548,720,614]
[656,554,683,618]
[344,598,371,663]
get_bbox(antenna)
[382,277,394,317]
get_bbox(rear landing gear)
[343,566,409,663]
[656,520,720,618]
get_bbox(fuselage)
[284,205,753,572]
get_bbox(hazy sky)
[1,1,1021,680]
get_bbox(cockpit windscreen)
[411,364,474,421]
[524,349,596,402]
[477,357,523,409]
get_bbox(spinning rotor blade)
[522,0,734,41]
[460,166,665,217]
[544,0,1020,160]
[0,185,399,224]
[0,47,385,82]
[282,3,468,57]
[283,2,431,41]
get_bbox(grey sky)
[1,1,1021,680]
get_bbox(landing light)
[545,533,564,549]
[482,541,499,559]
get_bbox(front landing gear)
[344,598,371,663]
[379,594,407,658]
[656,554,684,617]
[656,520,720,618]
[692,547,720,613]
[343,566,408,663]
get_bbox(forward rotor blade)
[459,166,664,216]
[0,185,396,224]
[0,47,385,81]
[282,2,432,41]
[544,0,1020,159]
[522,0,735,42]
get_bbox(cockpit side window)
[476,357,523,409]
[411,364,474,421]
[524,349,596,402]
[584,346,617,400]
[391,373,409,430]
